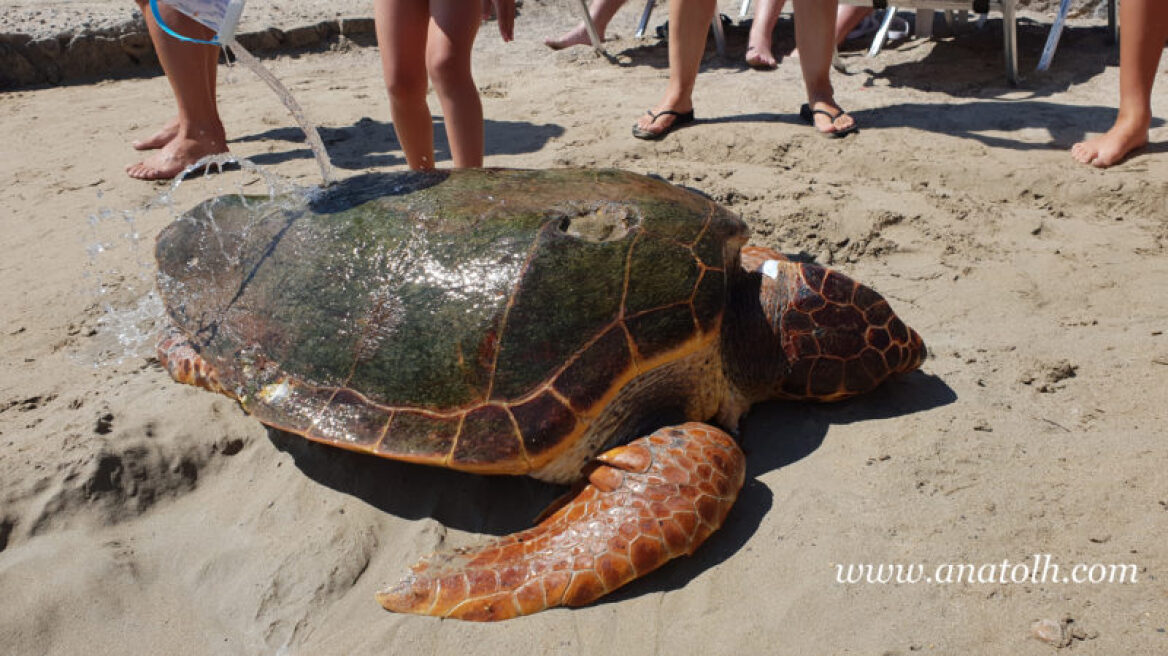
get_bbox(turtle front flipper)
[377,422,745,621]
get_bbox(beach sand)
[1,1,1166,654]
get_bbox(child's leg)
[427,1,485,168]
[632,0,717,138]
[746,0,786,69]
[545,0,626,50]
[834,5,872,45]
[1071,0,1168,167]
[132,29,220,151]
[793,0,855,135]
[203,39,219,112]
[376,0,437,170]
[127,0,227,180]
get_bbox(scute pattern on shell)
[776,262,924,400]
[154,169,748,476]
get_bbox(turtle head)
[724,246,926,403]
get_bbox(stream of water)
[226,39,334,187]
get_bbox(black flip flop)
[799,103,858,138]
[631,108,695,140]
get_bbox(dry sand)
[1,1,1167,654]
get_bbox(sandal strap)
[647,109,687,122]
[810,107,847,121]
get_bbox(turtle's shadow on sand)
[267,429,566,536]
[269,370,954,602]
[234,116,564,171]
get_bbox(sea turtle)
[155,168,925,621]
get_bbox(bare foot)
[131,117,180,151]
[125,135,227,181]
[803,100,857,137]
[1071,118,1149,168]
[544,24,597,50]
[745,45,777,70]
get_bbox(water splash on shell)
[80,157,320,367]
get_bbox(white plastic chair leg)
[1036,0,1072,72]
[635,0,654,38]
[1001,0,1018,83]
[711,12,726,56]
[867,7,900,57]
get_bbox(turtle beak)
[900,323,927,374]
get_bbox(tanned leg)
[428,0,486,168]
[834,5,872,45]
[545,0,626,50]
[1071,0,1168,167]
[633,0,717,137]
[134,33,221,151]
[789,4,871,58]
[745,0,787,69]
[375,0,438,170]
[127,0,227,180]
[792,0,855,135]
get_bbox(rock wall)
[0,17,375,90]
